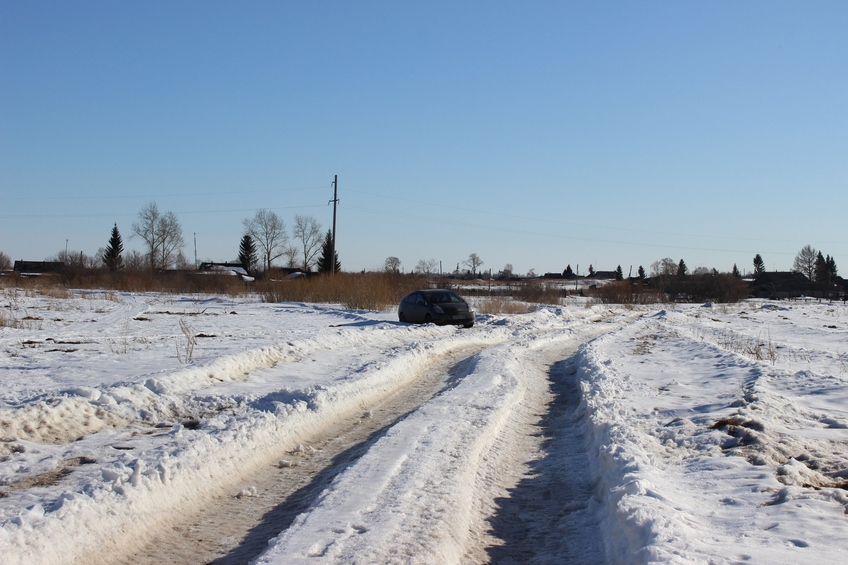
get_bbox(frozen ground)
[1,289,847,564]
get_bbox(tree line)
[82,203,338,276]
[1,205,840,286]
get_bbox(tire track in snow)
[463,324,627,565]
[105,344,490,565]
[482,355,605,564]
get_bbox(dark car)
[398,289,475,328]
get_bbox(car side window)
[416,294,427,305]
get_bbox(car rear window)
[428,292,462,304]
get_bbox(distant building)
[13,261,64,275]
[751,272,815,299]
[197,262,253,281]
[587,270,618,280]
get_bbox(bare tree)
[133,202,162,270]
[174,250,191,270]
[650,257,677,278]
[243,210,288,272]
[282,243,300,269]
[131,203,185,270]
[0,251,11,271]
[50,249,99,270]
[415,258,437,275]
[463,253,484,277]
[293,215,322,272]
[157,211,185,269]
[792,244,817,280]
[124,250,146,272]
[385,256,401,273]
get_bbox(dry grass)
[1,271,427,312]
[474,297,532,315]
[29,286,73,299]
[1,271,254,296]
[258,272,425,311]
[714,328,778,365]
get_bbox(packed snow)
[1,288,847,564]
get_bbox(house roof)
[13,261,64,274]
[752,272,813,291]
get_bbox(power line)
[0,185,327,201]
[345,205,801,256]
[0,204,326,219]
[346,188,848,247]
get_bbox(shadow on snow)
[485,357,606,564]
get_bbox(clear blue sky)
[2,1,846,275]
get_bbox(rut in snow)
[107,345,488,565]
[485,356,605,564]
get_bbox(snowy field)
[1,289,847,564]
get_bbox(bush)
[513,280,562,304]
[590,281,664,304]
[593,274,750,304]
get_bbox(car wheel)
[424,314,433,324]
[399,313,406,323]
[462,322,474,328]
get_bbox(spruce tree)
[826,255,838,279]
[814,252,828,283]
[732,264,741,278]
[615,265,623,280]
[102,223,124,272]
[563,264,573,277]
[637,265,646,280]
[317,229,340,274]
[677,259,688,277]
[238,235,257,274]
[753,254,766,276]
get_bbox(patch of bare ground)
[1,457,97,496]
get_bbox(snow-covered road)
[111,345,499,564]
[2,290,848,564]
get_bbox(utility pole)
[329,175,339,274]
[193,233,198,269]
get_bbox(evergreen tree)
[588,264,595,276]
[238,235,257,274]
[732,264,741,278]
[317,229,341,274]
[814,251,828,283]
[563,264,573,277]
[637,265,646,280]
[102,223,124,272]
[753,254,766,276]
[615,265,623,280]
[677,259,688,277]
[827,255,838,279]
